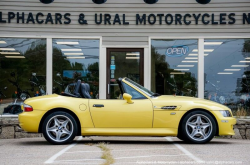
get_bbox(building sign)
[0,12,250,25]
[166,45,189,57]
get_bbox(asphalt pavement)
[0,136,248,165]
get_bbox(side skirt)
[81,128,177,136]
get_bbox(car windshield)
[124,78,159,97]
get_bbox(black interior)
[80,83,91,98]
[61,80,91,98]
[61,78,126,99]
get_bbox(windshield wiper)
[151,93,161,97]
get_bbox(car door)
[89,82,153,128]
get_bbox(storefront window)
[0,38,46,115]
[53,39,100,99]
[151,39,198,97]
[204,39,250,115]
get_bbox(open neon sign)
[166,45,189,57]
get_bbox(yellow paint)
[153,111,187,128]
[19,78,236,137]
[19,95,94,133]
[89,99,153,128]
[123,93,134,104]
[79,104,87,111]
[19,110,46,133]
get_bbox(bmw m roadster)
[19,78,236,145]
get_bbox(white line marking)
[44,136,83,164]
[66,151,102,153]
[65,147,177,153]
[115,154,188,159]
[57,158,103,162]
[55,162,101,165]
[55,154,188,162]
[165,137,203,162]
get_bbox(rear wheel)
[42,111,77,145]
[180,110,217,144]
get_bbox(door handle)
[93,104,104,107]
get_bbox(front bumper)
[18,110,46,133]
[218,117,236,136]
[210,111,236,136]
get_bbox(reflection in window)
[53,39,100,99]
[204,39,250,116]
[108,50,143,99]
[123,82,147,99]
[151,39,198,97]
[0,38,46,115]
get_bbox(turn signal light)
[23,104,33,112]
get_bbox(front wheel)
[180,111,217,144]
[42,111,78,145]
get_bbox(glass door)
[107,48,144,99]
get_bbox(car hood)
[150,95,230,111]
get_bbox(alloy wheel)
[46,115,74,142]
[185,114,212,141]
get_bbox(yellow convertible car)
[19,78,236,145]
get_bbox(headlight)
[220,110,232,117]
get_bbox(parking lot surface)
[0,136,249,165]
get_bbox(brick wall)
[0,117,42,139]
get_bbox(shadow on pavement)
[74,139,234,145]
[16,137,234,146]
[17,140,51,146]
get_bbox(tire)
[177,134,184,141]
[180,110,217,144]
[42,111,78,145]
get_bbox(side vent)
[161,106,177,110]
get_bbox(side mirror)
[32,73,36,76]
[123,93,133,104]
[57,73,61,77]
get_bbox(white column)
[148,38,152,90]
[46,38,53,95]
[99,46,106,99]
[198,38,204,99]
[144,47,150,89]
